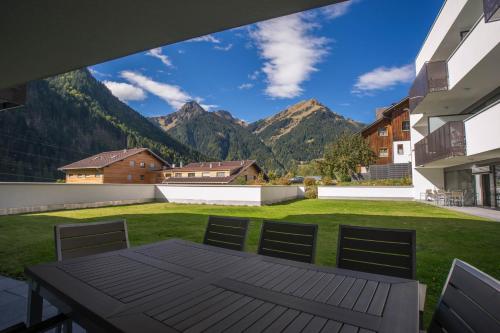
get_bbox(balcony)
[414,121,466,166]
[409,61,448,112]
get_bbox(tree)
[318,132,376,181]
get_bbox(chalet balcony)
[409,61,448,112]
[414,121,466,166]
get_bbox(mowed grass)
[0,199,499,327]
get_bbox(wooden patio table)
[25,239,419,332]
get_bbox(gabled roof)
[360,97,409,135]
[58,148,169,170]
[169,160,256,172]
[164,160,266,184]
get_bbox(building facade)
[409,0,500,207]
[59,148,170,184]
[162,160,265,184]
[361,97,412,165]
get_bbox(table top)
[25,239,419,333]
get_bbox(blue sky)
[89,0,442,124]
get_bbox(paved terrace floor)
[0,275,83,332]
[443,206,500,222]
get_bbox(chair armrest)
[418,283,427,312]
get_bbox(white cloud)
[120,71,215,110]
[353,64,414,93]
[88,67,111,78]
[146,47,173,67]
[103,81,146,102]
[248,70,260,80]
[214,43,233,51]
[189,34,221,44]
[251,13,329,98]
[321,0,359,19]
[238,83,254,90]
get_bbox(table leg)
[27,281,43,326]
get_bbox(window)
[164,173,171,178]
[78,174,84,178]
[127,174,132,181]
[397,144,404,155]
[379,148,389,157]
[96,173,102,178]
[129,160,135,167]
[216,172,225,177]
[202,172,211,177]
[378,127,388,136]
[140,162,145,168]
[140,175,145,181]
[188,173,195,178]
[85,174,93,178]
[149,162,155,170]
[244,175,248,181]
[69,174,74,177]
[175,173,182,178]
[402,121,410,131]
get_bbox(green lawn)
[0,199,499,327]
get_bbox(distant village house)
[162,160,266,184]
[59,148,169,184]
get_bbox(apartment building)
[409,0,500,207]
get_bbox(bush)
[304,177,316,186]
[321,176,334,185]
[272,177,291,185]
[304,186,318,199]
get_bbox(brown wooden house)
[361,97,411,165]
[59,148,170,184]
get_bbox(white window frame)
[379,148,389,157]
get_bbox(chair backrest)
[258,220,318,263]
[54,219,129,261]
[337,224,416,279]
[203,216,250,251]
[429,259,500,333]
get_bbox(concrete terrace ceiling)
[0,0,344,90]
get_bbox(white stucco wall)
[261,186,304,204]
[155,185,263,206]
[318,186,414,200]
[465,101,500,156]
[0,183,156,215]
[392,141,412,164]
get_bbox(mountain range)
[150,99,364,171]
[0,68,364,181]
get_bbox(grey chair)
[427,259,500,333]
[53,220,129,332]
[54,219,129,261]
[336,224,416,279]
[203,216,250,251]
[258,220,318,263]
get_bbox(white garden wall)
[0,183,156,215]
[318,186,414,200]
[155,185,262,206]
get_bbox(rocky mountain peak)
[178,101,206,115]
[213,110,248,127]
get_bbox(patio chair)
[336,224,426,328]
[54,219,130,261]
[53,220,129,333]
[336,224,416,279]
[258,220,318,263]
[426,259,500,333]
[203,216,250,251]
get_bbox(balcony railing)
[409,61,448,111]
[484,0,500,23]
[415,121,466,166]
